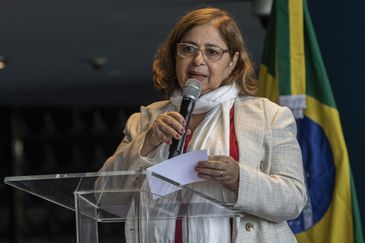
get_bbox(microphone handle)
[168,98,195,158]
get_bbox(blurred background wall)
[0,0,364,242]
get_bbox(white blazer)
[100,96,307,243]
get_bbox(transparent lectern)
[5,170,243,242]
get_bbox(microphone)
[168,79,201,158]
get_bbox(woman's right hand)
[141,111,186,156]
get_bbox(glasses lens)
[204,46,223,61]
[177,43,197,58]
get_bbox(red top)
[229,107,239,161]
[175,107,238,243]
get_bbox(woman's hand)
[195,155,240,191]
[141,111,187,156]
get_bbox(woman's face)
[175,22,238,95]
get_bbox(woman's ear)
[229,52,239,70]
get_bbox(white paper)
[146,150,207,196]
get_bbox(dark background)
[1,0,364,242]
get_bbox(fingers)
[195,165,225,178]
[196,155,235,169]
[195,155,239,191]
[195,168,229,181]
[146,112,186,147]
[156,113,185,139]
[196,161,225,171]
[208,155,236,163]
[167,112,186,126]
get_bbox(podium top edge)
[4,170,150,183]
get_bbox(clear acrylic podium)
[5,170,243,242]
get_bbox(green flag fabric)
[258,0,364,242]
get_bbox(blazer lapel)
[234,97,266,168]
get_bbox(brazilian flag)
[258,0,364,242]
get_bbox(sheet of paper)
[146,150,207,197]
[147,150,207,185]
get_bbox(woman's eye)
[206,48,220,56]
[184,46,196,53]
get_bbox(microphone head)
[183,79,201,101]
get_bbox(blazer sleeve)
[99,112,156,173]
[234,105,307,223]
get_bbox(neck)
[188,113,206,133]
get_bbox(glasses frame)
[176,42,229,62]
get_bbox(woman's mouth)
[188,71,207,81]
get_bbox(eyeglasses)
[176,43,229,62]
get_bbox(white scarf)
[168,84,238,198]
[168,84,239,243]
[170,84,238,114]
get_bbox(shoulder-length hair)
[152,7,258,97]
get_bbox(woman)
[100,7,307,243]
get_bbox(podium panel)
[5,171,243,242]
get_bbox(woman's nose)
[192,50,206,65]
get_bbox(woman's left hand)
[195,155,240,191]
